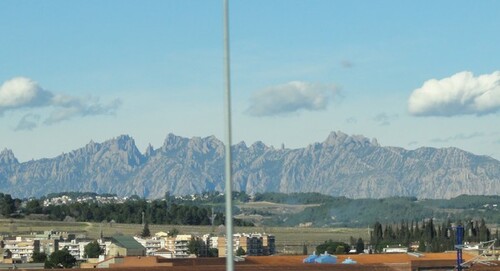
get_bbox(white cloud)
[0,77,53,113]
[246,81,339,117]
[408,71,500,116]
[0,76,122,129]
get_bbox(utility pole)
[223,0,234,270]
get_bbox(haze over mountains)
[1,131,499,199]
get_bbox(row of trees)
[370,219,499,253]
[315,240,353,255]
[0,192,253,226]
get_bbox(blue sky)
[1,0,499,161]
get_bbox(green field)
[0,219,369,254]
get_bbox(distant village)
[40,192,225,207]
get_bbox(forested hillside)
[2,192,500,227]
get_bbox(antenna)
[461,239,498,268]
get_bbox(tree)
[356,238,365,254]
[236,246,246,256]
[25,199,43,214]
[141,222,151,237]
[371,221,383,252]
[168,228,179,237]
[31,251,47,263]
[316,240,350,255]
[0,193,15,217]
[4,249,12,259]
[335,245,346,255]
[84,241,104,258]
[46,248,76,269]
[187,238,205,256]
[208,248,218,257]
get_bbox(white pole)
[223,0,234,270]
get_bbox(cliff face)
[1,131,499,199]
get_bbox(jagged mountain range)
[1,131,499,199]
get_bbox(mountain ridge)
[1,131,499,199]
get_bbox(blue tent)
[303,254,318,263]
[314,252,337,264]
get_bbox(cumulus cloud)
[0,77,53,114]
[0,77,121,129]
[246,81,339,117]
[408,71,500,116]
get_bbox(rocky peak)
[323,131,378,147]
[234,141,248,149]
[249,141,268,153]
[110,135,136,151]
[144,144,155,157]
[100,135,144,166]
[0,149,19,165]
[323,131,349,146]
[162,133,188,151]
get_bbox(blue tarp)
[314,253,337,264]
[342,257,357,264]
[303,254,318,263]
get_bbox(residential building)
[133,236,163,256]
[2,237,40,263]
[173,235,192,258]
[58,239,91,260]
[217,233,276,257]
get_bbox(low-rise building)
[108,236,146,257]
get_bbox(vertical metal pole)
[223,0,234,270]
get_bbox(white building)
[58,239,91,260]
[133,236,163,256]
[2,237,40,263]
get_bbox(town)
[0,229,275,269]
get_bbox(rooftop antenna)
[461,239,498,268]
[223,0,234,270]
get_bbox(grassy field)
[0,218,369,254]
